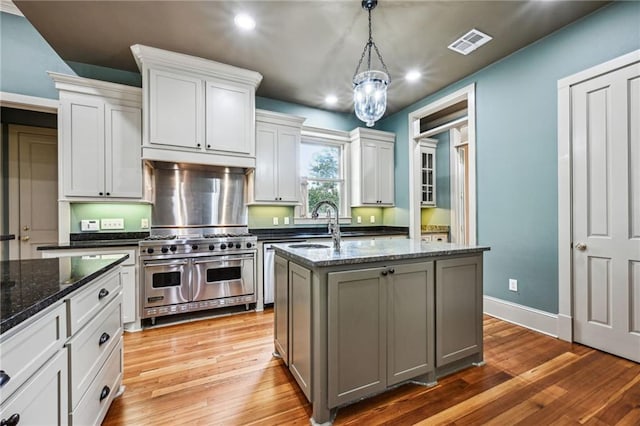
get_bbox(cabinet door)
[289,262,312,401]
[377,142,395,205]
[61,97,105,197]
[328,267,386,407]
[105,104,142,198]
[387,262,434,386]
[360,142,379,204]
[149,68,202,149]
[254,123,278,201]
[274,255,289,365]
[205,80,253,156]
[0,348,68,426]
[435,255,483,367]
[275,127,300,202]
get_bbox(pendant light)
[353,0,390,127]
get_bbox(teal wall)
[256,97,360,131]
[379,1,640,313]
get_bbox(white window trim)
[295,126,351,224]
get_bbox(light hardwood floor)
[103,311,640,425]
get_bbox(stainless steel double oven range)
[139,231,257,321]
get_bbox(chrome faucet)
[311,200,341,251]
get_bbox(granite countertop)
[38,231,149,250]
[0,234,16,241]
[251,226,409,242]
[0,254,128,334]
[272,239,490,268]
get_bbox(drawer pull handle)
[100,385,111,402]
[1,413,20,426]
[98,332,110,346]
[98,288,109,299]
[0,370,10,387]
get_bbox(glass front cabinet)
[420,138,437,207]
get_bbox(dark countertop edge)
[0,255,129,335]
[272,245,490,269]
[70,231,150,242]
[38,240,142,250]
[251,226,409,242]
[0,234,16,241]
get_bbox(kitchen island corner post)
[311,268,333,425]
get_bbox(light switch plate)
[80,219,100,231]
[101,218,125,230]
[141,218,149,229]
[273,217,279,226]
[283,217,290,225]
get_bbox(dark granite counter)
[250,226,408,242]
[1,254,128,334]
[0,234,16,241]
[38,231,149,250]
[272,239,489,268]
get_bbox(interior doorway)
[408,84,476,244]
[8,125,58,259]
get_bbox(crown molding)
[48,72,142,104]
[0,0,23,16]
[349,127,395,143]
[0,91,58,112]
[256,109,306,127]
[130,44,263,88]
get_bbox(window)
[297,131,349,220]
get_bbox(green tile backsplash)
[70,203,152,233]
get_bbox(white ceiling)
[13,0,609,115]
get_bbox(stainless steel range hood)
[146,161,248,230]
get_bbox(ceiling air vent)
[448,29,493,55]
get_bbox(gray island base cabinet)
[272,239,489,425]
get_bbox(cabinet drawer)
[67,268,121,336]
[0,303,66,404]
[67,294,122,409]
[0,347,68,426]
[70,338,123,426]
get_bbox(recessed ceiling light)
[405,70,421,82]
[234,13,256,31]
[325,95,338,105]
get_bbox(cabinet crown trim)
[257,109,306,127]
[419,137,438,148]
[48,72,142,104]
[349,127,395,144]
[130,44,263,88]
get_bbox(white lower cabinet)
[0,348,69,426]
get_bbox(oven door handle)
[192,254,253,265]
[143,260,189,267]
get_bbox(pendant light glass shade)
[353,70,389,127]
[352,0,390,128]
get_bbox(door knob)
[20,235,30,241]
[575,242,587,251]
[22,225,30,231]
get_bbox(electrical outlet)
[357,216,362,223]
[370,215,375,224]
[509,279,518,292]
[141,218,149,229]
[101,218,124,230]
[283,217,290,225]
[273,217,279,226]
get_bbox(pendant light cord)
[352,4,391,82]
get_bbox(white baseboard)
[483,296,558,338]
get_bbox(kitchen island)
[272,239,490,425]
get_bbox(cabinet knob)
[196,143,201,148]
[98,288,109,300]
[99,385,111,402]
[381,270,388,276]
[98,332,110,346]
[0,370,10,387]
[207,144,211,148]
[106,192,111,196]
[99,192,104,196]
[388,268,395,274]
[0,413,20,426]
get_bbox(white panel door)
[205,80,252,155]
[254,123,278,201]
[105,104,142,198]
[276,127,300,202]
[572,61,640,362]
[361,142,378,204]
[377,143,394,205]
[63,99,104,197]
[149,69,202,149]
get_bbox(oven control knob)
[147,248,154,254]
[246,242,253,248]
[209,244,215,250]
[220,243,227,250]
[170,245,177,252]
[161,247,168,253]
[235,243,241,249]
[192,245,198,250]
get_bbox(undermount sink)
[288,243,331,249]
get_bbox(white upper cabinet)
[50,73,142,200]
[419,138,437,207]
[350,128,395,206]
[131,44,262,168]
[253,110,305,204]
